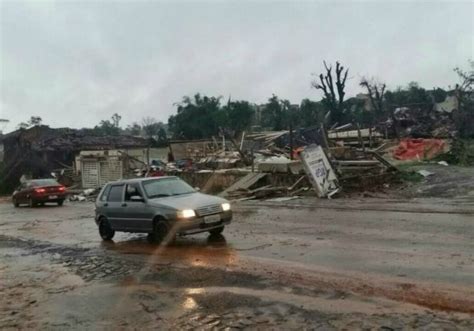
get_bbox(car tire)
[99,218,115,241]
[149,220,174,245]
[57,200,64,206]
[12,198,19,208]
[209,226,224,236]
[28,198,37,208]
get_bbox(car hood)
[148,192,228,210]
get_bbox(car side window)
[107,185,124,202]
[100,185,112,201]
[125,184,143,201]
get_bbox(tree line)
[167,60,473,139]
[14,60,473,141]
[90,114,168,147]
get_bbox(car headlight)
[221,203,231,211]
[177,209,196,218]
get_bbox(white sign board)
[300,144,339,198]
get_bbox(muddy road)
[1,199,473,330]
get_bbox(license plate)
[204,214,221,224]
[49,195,58,199]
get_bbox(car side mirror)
[130,196,145,202]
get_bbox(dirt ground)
[1,196,473,330]
[395,164,474,198]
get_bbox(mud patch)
[2,234,474,330]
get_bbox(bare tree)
[141,117,165,140]
[312,61,349,124]
[141,116,156,128]
[111,113,122,127]
[359,77,386,119]
[453,60,474,138]
[454,60,474,93]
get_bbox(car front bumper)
[175,211,232,235]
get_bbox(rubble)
[0,123,404,200]
[161,125,401,201]
[69,188,101,202]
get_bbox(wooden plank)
[219,173,267,197]
[335,160,380,166]
[288,175,306,191]
[370,152,399,172]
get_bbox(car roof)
[106,176,178,185]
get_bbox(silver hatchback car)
[94,176,232,243]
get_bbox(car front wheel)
[149,220,174,245]
[57,200,64,206]
[12,198,19,208]
[209,226,224,236]
[99,218,115,241]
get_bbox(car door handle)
[121,203,127,207]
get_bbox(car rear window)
[107,185,124,202]
[29,179,59,186]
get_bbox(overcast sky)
[1,0,473,133]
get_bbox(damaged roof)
[1,125,150,151]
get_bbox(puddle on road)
[101,234,238,268]
[2,235,474,330]
[181,286,426,315]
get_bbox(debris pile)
[2,119,439,200]
[69,188,101,202]
[220,173,310,200]
[391,106,457,139]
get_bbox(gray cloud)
[1,0,473,132]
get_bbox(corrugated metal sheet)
[81,160,100,188]
[81,157,123,188]
[99,158,122,186]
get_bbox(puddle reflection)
[182,296,197,309]
[100,233,237,267]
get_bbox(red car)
[12,179,67,207]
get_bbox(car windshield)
[29,179,60,187]
[142,178,195,198]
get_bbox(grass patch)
[396,170,424,183]
[433,139,474,166]
[395,162,423,172]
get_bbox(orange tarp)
[393,139,446,160]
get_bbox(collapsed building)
[0,126,152,192]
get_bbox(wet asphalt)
[0,199,473,330]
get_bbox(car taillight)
[58,186,66,192]
[35,188,46,193]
